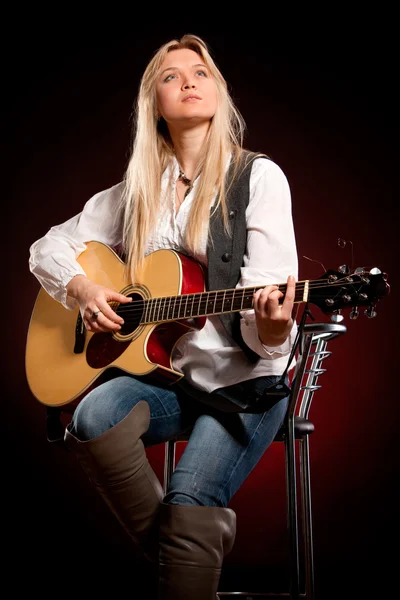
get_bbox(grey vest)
[207,151,268,363]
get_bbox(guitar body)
[25,241,206,407]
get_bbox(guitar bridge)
[74,314,86,354]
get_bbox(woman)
[29,34,298,600]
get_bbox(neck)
[169,122,209,180]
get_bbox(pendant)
[178,169,192,187]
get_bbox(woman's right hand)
[66,274,132,332]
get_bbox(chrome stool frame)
[163,322,347,600]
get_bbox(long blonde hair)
[120,34,249,282]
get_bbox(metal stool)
[163,322,347,600]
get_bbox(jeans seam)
[216,410,269,505]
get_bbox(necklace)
[178,167,192,187]
[175,180,192,207]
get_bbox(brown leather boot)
[64,400,163,563]
[158,503,237,599]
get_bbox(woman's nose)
[182,76,196,89]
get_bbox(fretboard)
[140,282,308,324]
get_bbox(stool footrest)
[217,593,306,598]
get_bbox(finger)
[265,290,286,318]
[89,291,127,324]
[85,306,101,323]
[102,291,132,323]
[281,275,296,308]
[118,293,132,304]
[256,287,283,315]
[86,302,121,331]
[105,290,132,304]
[90,307,101,320]
[253,285,279,307]
[95,303,123,325]
[85,316,103,332]
[93,310,124,332]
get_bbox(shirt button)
[221,253,232,262]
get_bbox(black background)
[5,14,398,599]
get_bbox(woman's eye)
[164,74,177,82]
[196,70,207,77]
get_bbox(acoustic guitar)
[25,240,390,407]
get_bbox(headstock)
[308,265,390,322]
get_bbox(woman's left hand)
[253,275,296,347]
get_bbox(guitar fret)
[147,299,152,322]
[154,298,160,322]
[148,298,153,322]
[168,296,172,320]
[155,298,159,322]
[178,294,183,319]
[153,298,159,322]
[212,291,217,313]
[191,293,195,317]
[142,299,148,323]
[161,298,166,321]
[171,295,176,319]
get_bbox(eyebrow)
[159,63,208,77]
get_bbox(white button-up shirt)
[29,156,299,392]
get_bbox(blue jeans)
[70,374,289,508]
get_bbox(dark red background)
[5,20,398,599]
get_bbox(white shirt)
[29,156,299,393]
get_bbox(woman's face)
[155,48,218,128]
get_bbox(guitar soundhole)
[86,292,145,369]
[118,292,144,336]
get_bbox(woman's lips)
[183,95,201,102]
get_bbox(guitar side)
[25,241,205,407]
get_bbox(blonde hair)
[120,34,250,282]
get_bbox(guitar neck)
[141,281,308,324]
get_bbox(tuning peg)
[331,310,344,323]
[338,264,350,275]
[350,307,359,320]
[365,305,377,319]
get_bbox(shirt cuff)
[259,337,292,356]
[240,310,295,359]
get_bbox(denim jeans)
[70,374,289,507]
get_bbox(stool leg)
[164,440,176,495]
[300,434,315,599]
[285,415,301,600]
